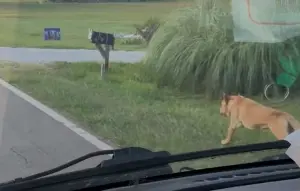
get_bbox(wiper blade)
[4,147,173,184]
[5,149,116,184]
[1,140,291,187]
[96,140,290,176]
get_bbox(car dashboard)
[104,162,300,191]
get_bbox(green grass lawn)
[0,2,188,50]
[0,62,295,170]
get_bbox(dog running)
[219,93,300,145]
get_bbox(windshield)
[0,0,299,184]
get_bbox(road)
[0,47,145,64]
[0,47,146,183]
[0,80,113,183]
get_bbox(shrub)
[143,0,300,98]
[134,17,161,44]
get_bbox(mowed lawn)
[0,62,295,170]
[0,2,188,50]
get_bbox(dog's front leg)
[221,116,240,145]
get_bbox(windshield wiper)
[4,147,173,184]
[0,140,291,188]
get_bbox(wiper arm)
[4,147,173,184]
[1,140,291,187]
[95,140,290,177]
[5,149,115,184]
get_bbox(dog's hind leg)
[268,117,290,140]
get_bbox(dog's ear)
[221,92,230,104]
[221,92,226,99]
[221,92,228,100]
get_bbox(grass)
[0,2,191,50]
[0,62,296,171]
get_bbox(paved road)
[0,82,112,183]
[0,47,145,183]
[0,47,145,64]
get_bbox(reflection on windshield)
[0,0,299,183]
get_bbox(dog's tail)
[284,113,300,134]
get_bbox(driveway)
[0,47,145,183]
[0,47,145,63]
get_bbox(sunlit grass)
[0,1,191,50]
[0,62,296,170]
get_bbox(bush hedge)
[144,0,300,98]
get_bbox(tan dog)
[219,93,300,145]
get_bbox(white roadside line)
[0,78,115,153]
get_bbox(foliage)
[144,0,300,98]
[134,17,161,43]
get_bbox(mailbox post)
[88,28,115,79]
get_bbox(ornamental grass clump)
[144,0,300,98]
